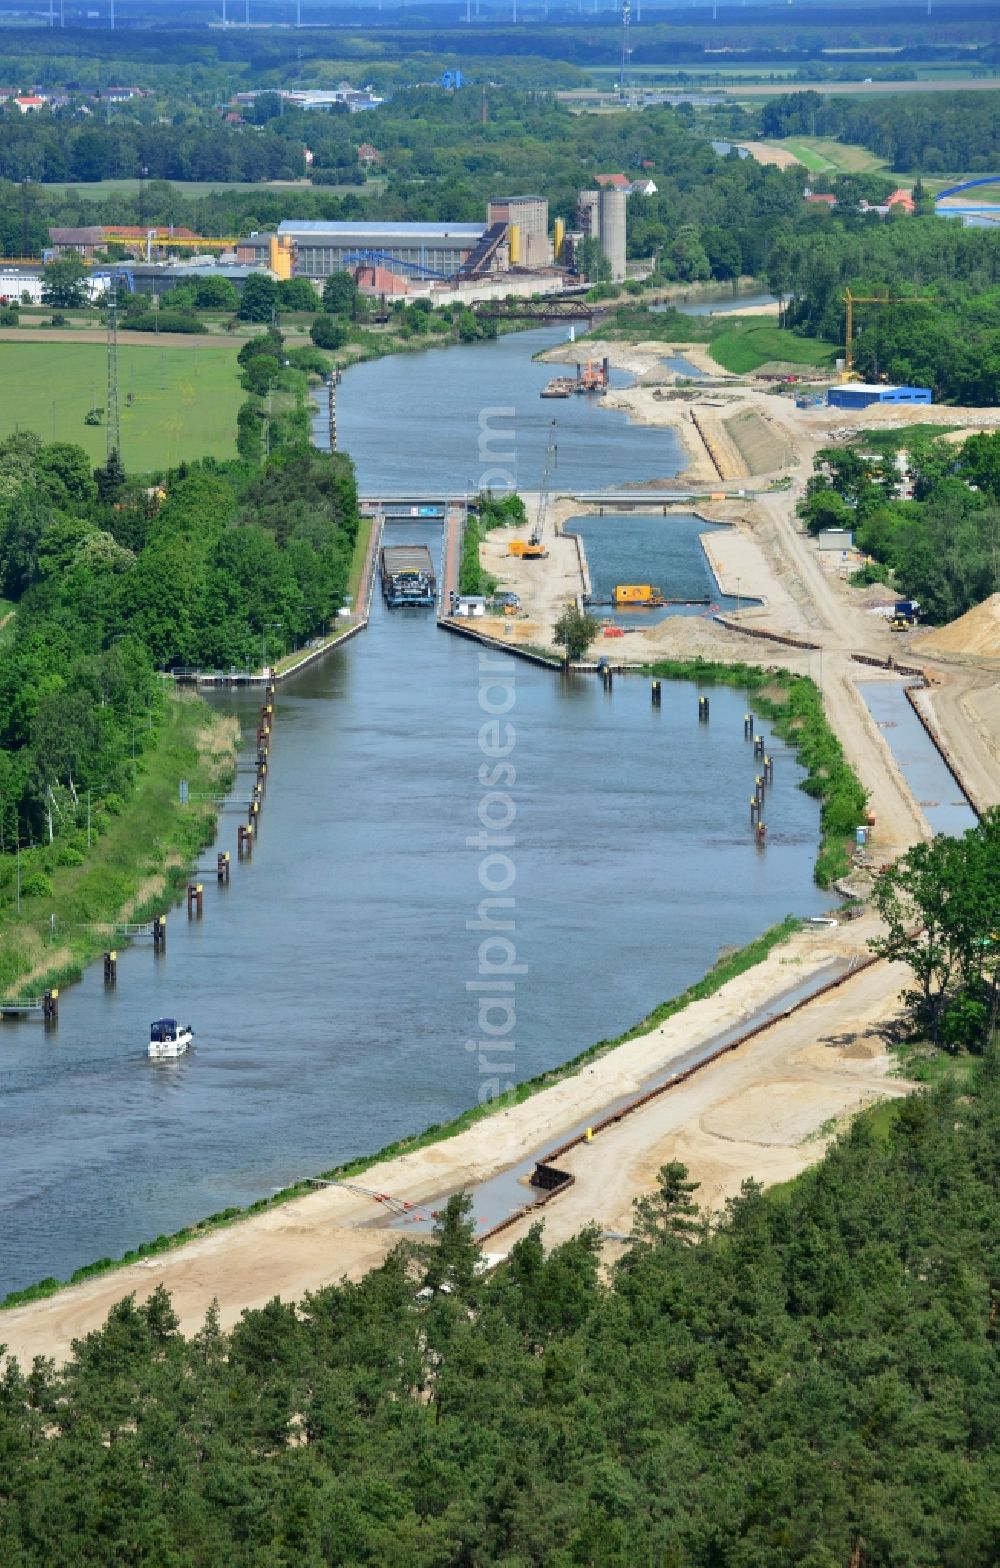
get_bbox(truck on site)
[380,544,436,608]
[613,584,665,607]
[509,540,548,560]
[890,599,920,630]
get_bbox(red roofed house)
[887,188,915,214]
[357,142,383,166]
[594,173,631,191]
[804,190,837,207]
[15,95,46,114]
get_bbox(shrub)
[20,872,54,899]
[126,311,202,335]
[310,315,348,351]
[56,845,85,867]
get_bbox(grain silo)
[599,186,626,282]
[576,189,601,240]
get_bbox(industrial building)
[237,221,492,282]
[48,225,205,259]
[569,186,627,281]
[487,196,550,269]
[103,262,263,299]
[0,265,106,304]
[826,384,932,410]
[0,267,44,304]
[576,190,601,240]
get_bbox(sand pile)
[915,594,1000,659]
[858,583,898,608]
[639,614,785,663]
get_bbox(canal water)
[1,330,831,1298]
[565,511,742,624]
[654,286,779,320]
[859,682,978,839]
[314,325,687,490]
[661,353,708,379]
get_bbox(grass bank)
[346,512,374,608]
[1,912,801,1311]
[0,690,238,1003]
[707,322,838,375]
[587,304,837,374]
[646,657,867,886]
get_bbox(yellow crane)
[842,289,893,378]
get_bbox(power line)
[106,276,121,461]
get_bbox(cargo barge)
[380,544,437,608]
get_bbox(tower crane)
[842,288,926,378]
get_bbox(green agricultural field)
[762,136,889,175]
[0,341,243,469]
[773,139,837,173]
[709,323,838,375]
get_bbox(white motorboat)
[148,1018,193,1059]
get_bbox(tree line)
[760,89,1000,174]
[767,216,1000,404]
[799,428,1000,623]
[1,998,999,1562]
[0,85,805,263]
[873,808,1000,1053]
[0,427,359,860]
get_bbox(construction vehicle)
[613,584,665,607]
[511,419,556,561]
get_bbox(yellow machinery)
[268,234,294,280]
[509,539,547,559]
[553,216,565,261]
[614,584,664,606]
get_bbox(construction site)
[4,284,1000,1370]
